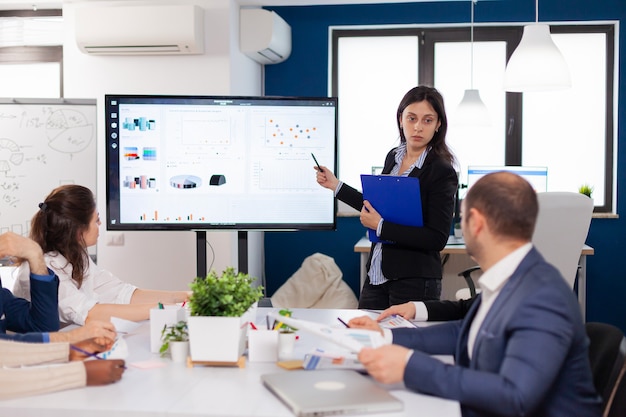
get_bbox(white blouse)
[13,252,137,326]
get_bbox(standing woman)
[13,184,190,325]
[316,86,458,309]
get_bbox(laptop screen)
[467,166,548,193]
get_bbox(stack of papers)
[267,313,384,353]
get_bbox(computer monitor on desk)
[467,166,548,192]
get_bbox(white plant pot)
[278,332,296,361]
[187,315,248,363]
[169,341,189,363]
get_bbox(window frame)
[331,23,615,213]
[0,9,63,96]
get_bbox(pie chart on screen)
[169,175,202,189]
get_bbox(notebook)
[262,369,403,417]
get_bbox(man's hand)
[358,345,410,384]
[347,316,383,335]
[0,232,47,275]
[378,302,417,321]
[84,360,125,386]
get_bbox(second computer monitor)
[467,166,548,193]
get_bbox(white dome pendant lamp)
[456,0,490,126]
[504,0,571,92]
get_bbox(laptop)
[262,369,403,417]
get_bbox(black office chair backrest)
[605,360,626,417]
[585,322,626,415]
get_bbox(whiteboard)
[0,98,96,235]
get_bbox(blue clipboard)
[361,175,423,243]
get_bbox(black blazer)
[337,147,458,281]
[424,297,476,321]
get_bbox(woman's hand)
[360,200,382,230]
[67,320,117,346]
[315,165,339,192]
[69,338,114,361]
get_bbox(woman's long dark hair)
[30,184,96,288]
[396,85,455,165]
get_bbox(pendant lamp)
[504,0,571,92]
[455,0,490,126]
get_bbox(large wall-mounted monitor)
[105,94,338,231]
[467,166,548,193]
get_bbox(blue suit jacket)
[0,273,60,343]
[392,247,602,417]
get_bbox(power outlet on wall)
[107,233,125,246]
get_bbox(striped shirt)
[368,144,429,285]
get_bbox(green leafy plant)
[159,320,189,357]
[579,184,594,198]
[274,308,297,333]
[188,267,264,317]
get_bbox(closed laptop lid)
[262,369,403,417]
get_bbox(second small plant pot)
[169,341,190,364]
[278,332,296,361]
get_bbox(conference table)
[354,236,594,320]
[0,307,461,417]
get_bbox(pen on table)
[337,317,350,328]
[70,344,104,360]
[311,153,323,173]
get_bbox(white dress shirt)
[467,242,532,358]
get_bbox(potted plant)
[579,183,594,198]
[453,222,463,238]
[187,267,264,363]
[275,309,298,360]
[160,320,189,363]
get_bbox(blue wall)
[263,0,626,332]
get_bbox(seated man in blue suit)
[349,171,602,417]
[0,231,115,343]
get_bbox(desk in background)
[354,236,594,320]
[0,307,460,417]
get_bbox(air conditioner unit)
[240,9,291,64]
[75,5,204,55]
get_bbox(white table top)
[0,308,460,417]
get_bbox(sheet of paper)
[111,316,143,335]
[267,313,384,353]
[378,314,418,329]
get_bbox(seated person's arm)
[129,288,190,305]
[86,302,157,323]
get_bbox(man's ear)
[467,207,485,235]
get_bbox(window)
[332,24,616,213]
[0,10,63,98]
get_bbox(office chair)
[455,191,594,300]
[585,322,626,417]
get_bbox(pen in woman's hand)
[337,317,350,328]
[311,153,323,173]
[70,344,104,360]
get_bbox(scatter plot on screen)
[266,117,321,147]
